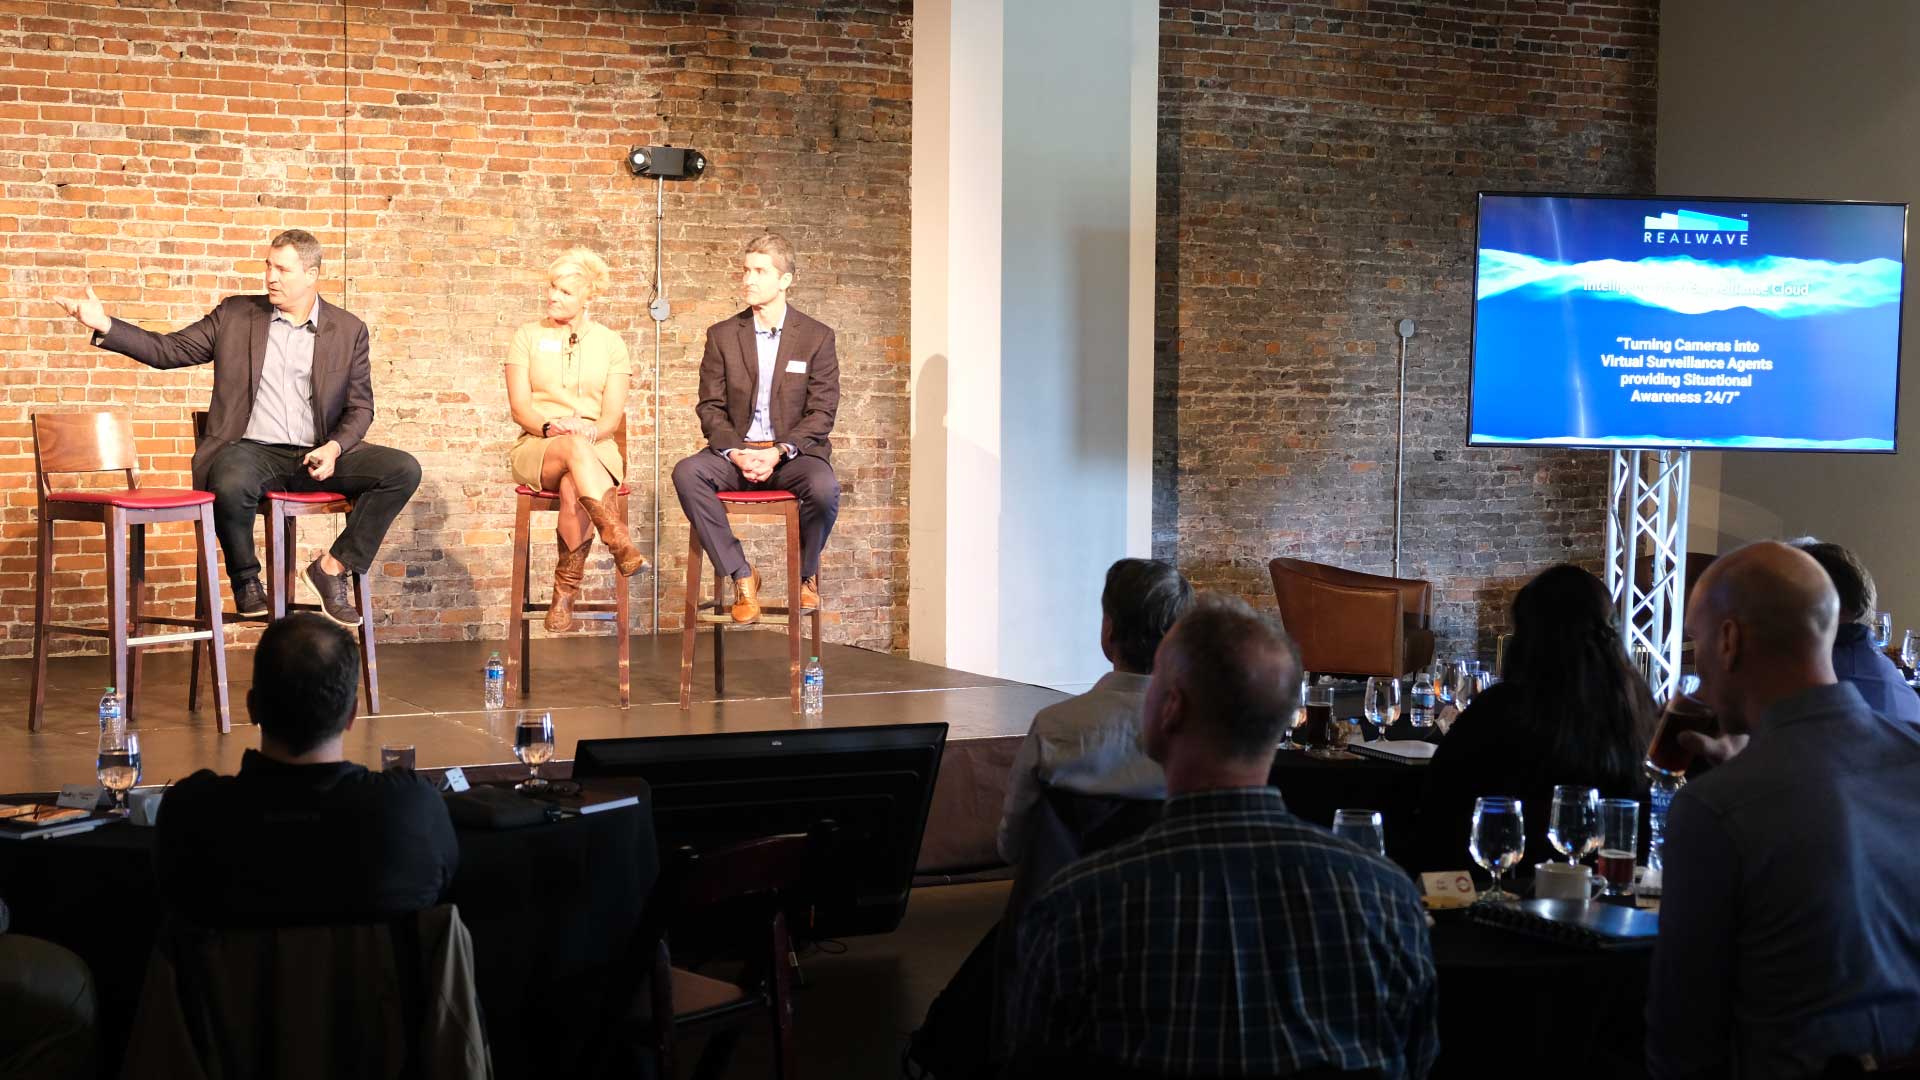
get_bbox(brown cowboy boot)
[578,494,648,576]
[545,532,592,633]
[731,569,762,623]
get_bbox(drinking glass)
[1439,660,1468,706]
[1645,693,1716,779]
[513,711,556,791]
[1332,808,1386,857]
[96,726,141,815]
[1597,798,1640,897]
[380,744,416,771]
[1363,676,1400,738]
[1547,785,1600,865]
[1873,611,1893,649]
[1469,796,1525,901]
[1282,676,1309,750]
[1303,684,1339,758]
[1901,630,1918,675]
[1456,667,1488,712]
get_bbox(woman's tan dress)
[505,318,629,488]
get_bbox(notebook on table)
[1470,898,1659,950]
[0,803,116,840]
[1345,740,1438,765]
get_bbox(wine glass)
[1363,676,1400,739]
[96,726,141,815]
[1547,785,1600,865]
[1469,796,1525,901]
[1437,661,1462,706]
[513,711,556,790]
[1901,630,1918,676]
[1332,808,1386,857]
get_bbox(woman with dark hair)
[1410,564,1655,873]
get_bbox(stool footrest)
[695,612,814,627]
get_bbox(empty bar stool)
[27,412,230,733]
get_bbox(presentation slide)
[1470,194,1907,452]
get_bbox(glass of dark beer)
[1597,798,1639,897]
[1303,685,1338,758]
[1646,693,1716,778]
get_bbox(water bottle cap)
[809,656,819,663]
[104,686,115,693]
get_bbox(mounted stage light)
[625,145,707,180]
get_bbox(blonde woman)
[506,248,646,633]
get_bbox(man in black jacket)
[155,614,456,924]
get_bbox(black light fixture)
[625,145,707,180]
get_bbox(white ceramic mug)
[1534,861,1602,901]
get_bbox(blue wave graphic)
[1478,250,1904,317]
[1470,432,1895,452]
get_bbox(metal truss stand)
[1604,449,1690,702]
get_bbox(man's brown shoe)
[730,570,762,623]
[800,576,820,611]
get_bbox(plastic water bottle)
[484,652,506,710]
[1408,677,1435,728]
[802,656,824,719]
[1646,772,1679,888]
[97,686,122,732]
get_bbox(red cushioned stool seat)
[717,490,797,504]
[48,488,215,510]
[515,484,632,499]
[266,490,349,504]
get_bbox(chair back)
[31,412,141,500]
[124,904,492,1079]
[1271,557,1433,677]
[673,833,809,909]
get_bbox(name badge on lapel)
[784,360,807,374]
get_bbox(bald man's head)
[1687,541,1840,731]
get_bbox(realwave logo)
[1643,208,1751,247]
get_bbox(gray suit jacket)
[95,294,375,489]
[694,305,839,461]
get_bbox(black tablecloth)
[1268,748,1429,866]
[0,791,658,1079]
[1428,915,1651,1078]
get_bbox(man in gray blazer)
[54,230,419,628]
[671,233,840,623]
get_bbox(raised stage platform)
[0,631,1059,874]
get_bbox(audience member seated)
[1010,596,1437,1078]
[1410,564,1653,873]
[1788,537,1920,727]
[1647,541,1920,1079]
[0,898,98,1079]
[996,557,1195,866]
[156,614,459,924]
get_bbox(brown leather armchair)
[1268,558,1436,678]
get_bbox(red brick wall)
[0,1,912,660]
[1154,1,1658,657]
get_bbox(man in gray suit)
[671,233,840,623]
[53,230,419,628]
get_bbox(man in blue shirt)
[1011,595,1438,1078]
[1789,538,1920,726]
[1650,541,1920,1078]
[671,233,840,623]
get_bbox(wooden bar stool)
[505,424,633,707]
[186,414,380,714]
[678,490,822,714]
[27,412,230,733]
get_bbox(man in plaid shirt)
[1011,595,1439,1078]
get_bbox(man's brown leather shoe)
[800,576,820,611]
[731,569,761,623]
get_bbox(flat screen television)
[1469,192,1908,452]
[573,722,947,938]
